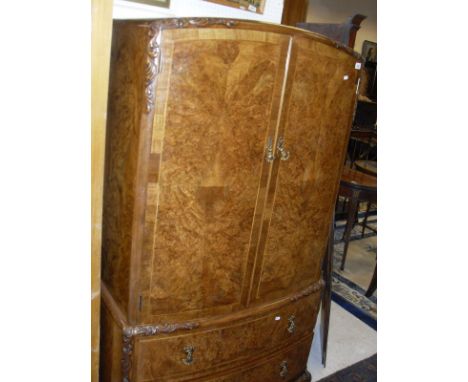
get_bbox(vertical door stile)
[240,35,294,307]
[244,36,297,306]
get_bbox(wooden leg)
[361,202,372,238]
[365,263,377,297]
[320,212,334,367]
[341,193,359,271]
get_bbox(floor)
[336,237,376,292]
[307,302,377,381]
[306,214,377,380]
[334,217,377,292]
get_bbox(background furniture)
[297,14,367,50]
[100,18,361,382]
[338,167,377,270]
[320,215,335,367]
[355,160,377,177]
[281,0,309,26]
[366,264,377,297]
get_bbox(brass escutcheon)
[276,137,290,161]
[280,360,289,378]
[287,315,296,334]
[265,137,275,163]
[182,345,194,365]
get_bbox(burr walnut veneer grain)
[101,18,361,382]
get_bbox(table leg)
[321,214,334,366]
[361,202,372,238]
[365,263,377,297]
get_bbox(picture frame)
[127,0,170,8]
[362,40,377,64]
[204,0,266,15]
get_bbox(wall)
[114,0,284,23]
[306,0,376,53]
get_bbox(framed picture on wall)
[127,0,170,7]
[204,0,266,14]
[362,40,377,63]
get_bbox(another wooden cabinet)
[100,18,361,382]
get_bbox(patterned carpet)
[317,354,377,382]
[331,216,377,329]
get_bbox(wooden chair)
[338,167,377,270]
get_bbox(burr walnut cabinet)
[100,18,362,382]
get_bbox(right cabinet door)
[253,37,360,303]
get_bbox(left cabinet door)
[138,24,292,323]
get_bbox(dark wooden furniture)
[338,167,377,270]
[346,128,376,168]
[365,264,377,297]
[281,0,309,26]
[320,214,335,367]
[354,160,377,177]
[100,18,361,382]
[353,100,376,130]
[297,14,367,49]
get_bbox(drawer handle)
[276,137,290,161]
[279,360,288,378]
[287,315,296,334]
[265,137,275,163]
[182,345,194,365]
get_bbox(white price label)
[355,62,362,70]
[248,4,257,12]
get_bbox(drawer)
[134,292,320,381]
[204,334,313,382]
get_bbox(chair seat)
[354,160,377,177]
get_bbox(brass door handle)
[182,345,194,365]
[265,137,275,163]
[279,360,289,378]
[287,315,296,334]
[276,137,290,161]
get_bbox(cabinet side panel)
[101,22,147,314]
[256,39,359,301]
[100,301,123,382]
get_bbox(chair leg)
[361,202,372,238]
[341,193,359,271]
[365,263,377,297]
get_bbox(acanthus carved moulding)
[290,279,324,302]
[121,321,199,382]
[143,18,238,113]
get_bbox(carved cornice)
[121,321,199,382]
[144,18,238,113]
[144,26,161,113]
[290,279,324,302]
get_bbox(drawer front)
[205,334,313,382]
[135,292,320,381]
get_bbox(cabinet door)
[253,37,360,303]
[138,25,291,322]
